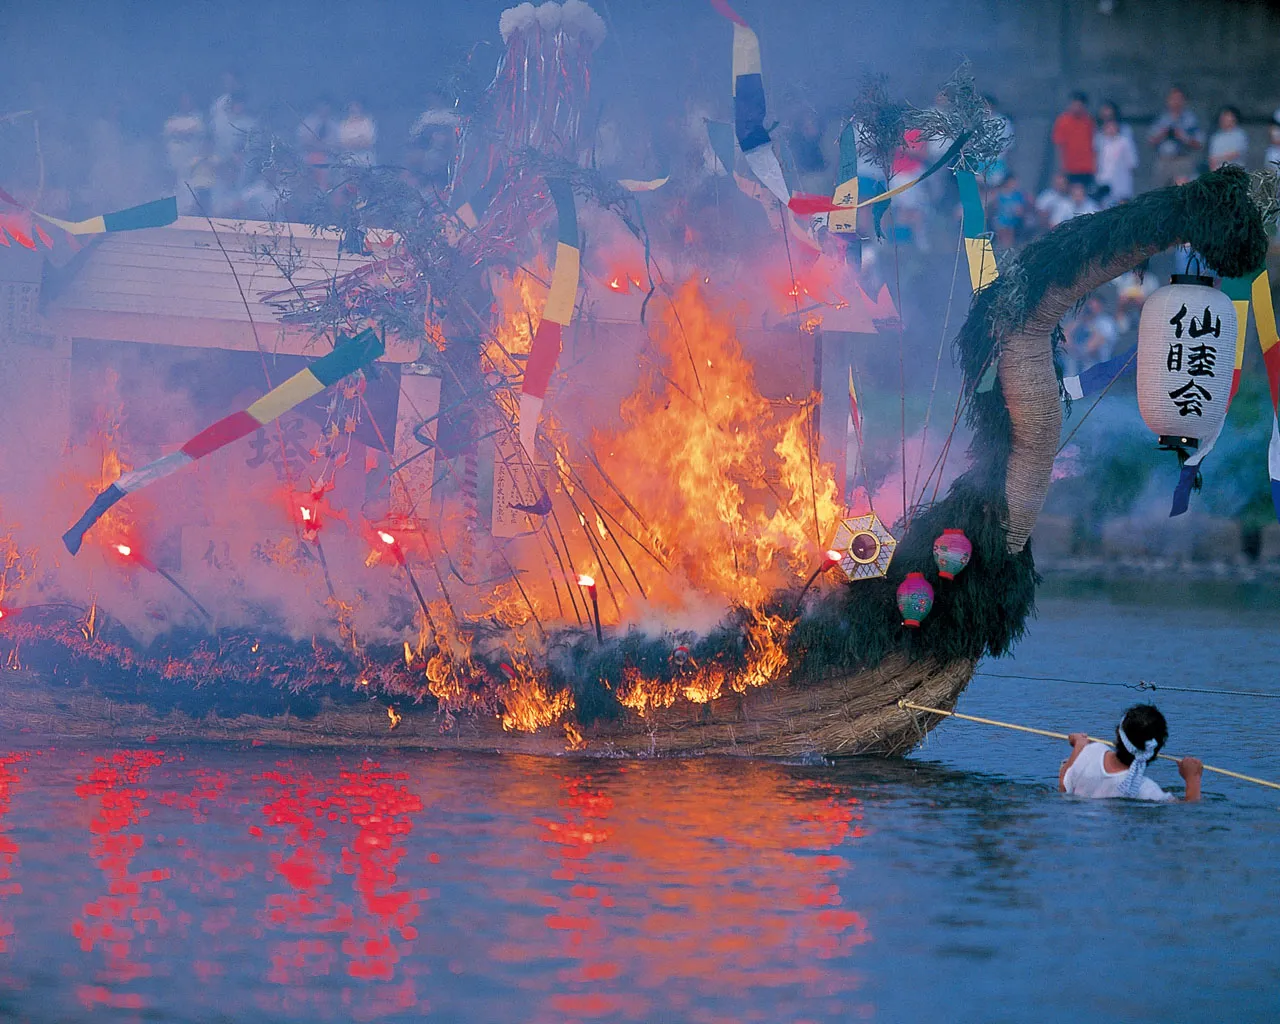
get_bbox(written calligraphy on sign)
[1137,278,1236,441]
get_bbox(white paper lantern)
[1136,274,1236,450]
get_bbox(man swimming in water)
[1059,703,1202,802]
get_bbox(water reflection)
[72,750,168,1013]
[0,747,877,1021]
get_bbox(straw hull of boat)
[0,656,974,757]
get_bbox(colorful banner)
[36,196,178,236]
[1061,345,1135,401]
[518,178,579,459]
[62,329,385,554]
[829,123,859,234]
[1221,273,1251,402]
[956,169,998,293]
[1253,268,1280,521]
[786,133,971,220]
[1220,267,1280,521]
[710,0,790,205]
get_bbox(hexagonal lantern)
[828,513,897,582]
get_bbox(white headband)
[1116,725,1158,798]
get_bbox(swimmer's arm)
[1058,732,1091,792]
[1178,756,1203,803]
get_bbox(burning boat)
[0,3,1274,756]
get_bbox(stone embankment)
[1033,516,1280,583]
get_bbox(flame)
[825,549,842,563]
[378,531,396,546]
[563,722,587,751]
[617,668,679,718]
[386,707,402,730]
[592,282,840,610]
[300,507,313,523]
[499,673,574,732]
[114,544,132,557]
[483,260,551,415]
[577,574,595,589]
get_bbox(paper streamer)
[956,169,998,293]
[829,123,859,234]
[518,178,579,458]
[786,134,971,223]
[1062,346,1135,401]
[36,196,177,235]
[1253,268,1280,521]
[62,329,385,554]
[709,1,790,205]
[1221,268,1280,522]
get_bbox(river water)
[0,595,1275,1022]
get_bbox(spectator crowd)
[10,69,1280,378]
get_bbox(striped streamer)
[1220,273,1252,402]
[1062,345,1136,401]
[710,0,789,204]
[1252,268,1280,520]
[518,179,579,458]
[956,169,998,293]
[63,329,385,554]
[1218,269,1280,521]
[786,134,971,221]
[36,196,178,236]
[828,123,859,234]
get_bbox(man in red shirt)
[1052,91,1096,188]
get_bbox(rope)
[908,222,965,509]
[898,699,1280,791]
[974,670,1280,700]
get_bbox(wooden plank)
[45,309,419,362]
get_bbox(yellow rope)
[898,699,1280,792]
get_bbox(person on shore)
[1097,100,1134,144]
[1265,109,1280,169]
[1052,90,1096,187]
[1059,703,1202,802]
[1147,86,1203,186]
[1095,110,1138,206]
[1034,172,1072,231]
[1208,105,1248,170]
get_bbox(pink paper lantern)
[896,572,934,628]
[932,529,973,580]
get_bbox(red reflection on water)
[513,764,873,1023]
[72,749,170,1012]
[252,760,424,1020]
[0,752,26,956]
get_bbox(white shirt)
[1063,742,1175,802]
[1208,126,1248,167]
[1095,132,1138,202]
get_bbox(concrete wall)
[755,0,1280,191]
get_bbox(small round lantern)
[1136,274,1236,452]
[896,572,934,628]
[932,529,973,580]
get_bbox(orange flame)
[592,282,840,610]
